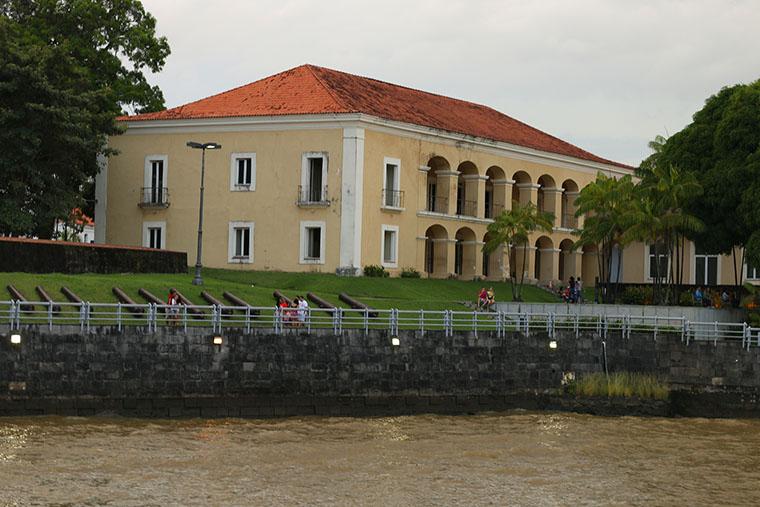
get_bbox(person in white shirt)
[298,296,309,325]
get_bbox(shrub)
[571,372,669,400]
[363,264,389,278]
[620,286,652,305]
[400,267,420,278]
[678,291,695,307]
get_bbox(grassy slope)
[1,268,558,311]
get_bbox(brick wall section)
[1,327,759,417]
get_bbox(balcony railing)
[139,187,170,208]
[427,196,448,213]
[562,213,578,229]
[456,199,477,217]
[382,188,405,208]
[485,203,505,219]
[297,185,329,206]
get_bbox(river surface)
[1,412,759,506]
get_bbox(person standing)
[167,288,180,326]
[576,277,583,303]
[298,295,309,326]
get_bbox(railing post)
[307,307,312,334]
[525,313,530,337]
[363,308,369,336]
[445,310,452,337]
[79,302,86,332]
[683,320,689,343]
[742,322,748,350]
[653,315,658,341]
[574,313,579,339]
[245,306,251,335]
[274,307,281,334]
[419,309,424,336]
[714,321,718,347]
[496,311,502,338]
[117,303,122,332]
[603,316,608,339]
[182,305,187,333]
[48,301,53,331]
[472,311,478,338]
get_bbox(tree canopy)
[0,0,170,237]
[641,78,760,278]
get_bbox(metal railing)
[297,185,329,205]
[382,188,405,208]
[485,203,505,219]
[2,300,758,348]
[456,199,477,217]
[561,212,578,229]
[426,196,448,214]
[139,187,170,208]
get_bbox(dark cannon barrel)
[306,292,336,313]
[35,286,61,314]
[222,291,260,315]
[170,288,205,319]
[112,287,144,315]
[201,291,232,315]
[7,284,33,312]
[273,290,293,306]
[60,286,83,304]
[338,292,378,317]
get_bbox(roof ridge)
[304,64,354,112]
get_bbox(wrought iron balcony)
[562,213,578,229]
[426,196,448,213]
[485,203,505,219]
[456,199,477,217]
[297,185,329,206]
[139,187,170,208]
[381,188,405,209]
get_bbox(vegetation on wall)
[0,0,170,237]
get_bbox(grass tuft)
[572,372,669,400]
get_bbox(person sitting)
[477,287,488,310]
[694,286,703,306]
[486,287,495,310]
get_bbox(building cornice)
[118,113,634,177]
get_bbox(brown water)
[1,413,759,506]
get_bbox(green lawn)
[1,268,559,311]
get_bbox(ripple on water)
[1,413,760,506]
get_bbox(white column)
[94,153,108,244]
[338,127,365,274]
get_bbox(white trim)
[228,221,254,264]
[691,242,721,286]
[381,156,402,210]
[120,113,632,176]
[229,152,256,191]
[144,154,168,190]
[516,183,541,189]
[94,154,107,243]
[339,128,364,272]
[381,224,399,268]
[745,259,760,281]
[461,174,488,181]
[418,165,431,173]
[300,220,326,265]
[645,243,670,282]
[301,151,328,194]
[142,221,166,249]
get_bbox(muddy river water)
[1,412,759,506]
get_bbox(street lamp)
[187,141,222,285]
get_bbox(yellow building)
[96,65,759,287]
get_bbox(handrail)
[0,300,756,346]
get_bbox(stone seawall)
[1,326,759,418]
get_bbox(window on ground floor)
[142,221,166,249]
[695,245,718,286]
[747,259,759,281]
[647,242,669,280]
[300,221,325,264]
[381,225,398,267]
[228,221,254,263]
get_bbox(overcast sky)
[140,0,760,166]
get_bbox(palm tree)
[483,201,554,301]
[573,173,637,303]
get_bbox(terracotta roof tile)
[120,64,630,169]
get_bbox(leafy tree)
[0,1,170,237]
[573,174,636,303]
[483,201,554,301]
[645,79,760,286]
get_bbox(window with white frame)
[382,157,403,208]
[230,153,256,191]
[300,221,325,263]
[300,152,328,203]
[747,259,759,280]
[144,155,168,204]
[381,225,399,267]
[142,221,166,249]
[694,245,718,286]
[647,242,669,280]
[228,221,254,263]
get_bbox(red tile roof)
[120,64,631,169]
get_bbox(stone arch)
[561,179,580,228]
[537,174,558,217]
[454,226,477,277]
[534,235,555,282]
[456,161,479,217]
[559,238,577,282]
[424,224,449,277]
[512,170,533,206]
[485,166,506,218]
[426,156,451,213]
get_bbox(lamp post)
[187,141,222,285]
